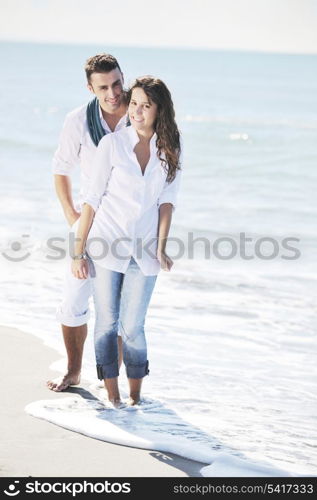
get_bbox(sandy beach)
[0,326,204,477]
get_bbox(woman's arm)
[71,203,95,279]
[72,134,114,279]
[157,202,174,271]
[157,143,183,271]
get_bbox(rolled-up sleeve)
[52,112,82,176]
[158,143,183,212]
[84,134,114,212]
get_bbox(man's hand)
[54,175,80,227]
[71,258,89,279]
[67,210,81,227]
[157,250,173,272]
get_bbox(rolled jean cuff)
[56,307,90,327]
[126,360,149,379]
[96,362,119,380]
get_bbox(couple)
[47,54,182,407]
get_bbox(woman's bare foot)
[108,398,125,409]
[127,396,140,406]
[46,373,80,392]
[103,377,123,407]
[128,378,142,406]
[128,387,141,405]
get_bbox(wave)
[25,393,292,477]
[181,114,317,130]
[0,137,54,153]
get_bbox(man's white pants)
[56,220,92,327]
[56,254,92,327]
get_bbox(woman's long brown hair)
[127,76,181,182]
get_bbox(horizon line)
[0,38,317,57]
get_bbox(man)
[47,54,127,392]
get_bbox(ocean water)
[0,42,316,476]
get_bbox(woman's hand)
[71,258,89,279]
[157,250,173,271]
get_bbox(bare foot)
[110,398,125,409]
[103,398,125,409]
[46,373,80,392]
[127,396,140,406]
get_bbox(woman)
[71,76,182,407]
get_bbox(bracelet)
[72,252,87,260]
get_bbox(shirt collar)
[98,105,107,130]
[98,105,128,132]
[127,125,157,151]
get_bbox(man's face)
[87,69,124,113]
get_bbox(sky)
[1,0,317,53]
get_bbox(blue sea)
[0,41,316,476]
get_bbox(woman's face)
[128,87,158,134]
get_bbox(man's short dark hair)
[85,54,121,82]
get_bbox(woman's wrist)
[157,239,167,254]
[72,252,87,261]
[157,247,166,255]
[72,242,86,259]
[73,237,86,257]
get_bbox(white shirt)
[84,126,182,276]
[52,103,127,209]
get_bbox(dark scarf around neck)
[86,97,130,147]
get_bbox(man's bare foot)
[46,373,80,392]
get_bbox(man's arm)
[54,175,80,227]
[52,110,82,226]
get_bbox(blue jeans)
[92,257,157,379]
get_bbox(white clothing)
[53,102,126,326]
[84,126,182,276]
[52,103,127,208]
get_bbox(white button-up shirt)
[84,126,182,276]
[52,103,127,208]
